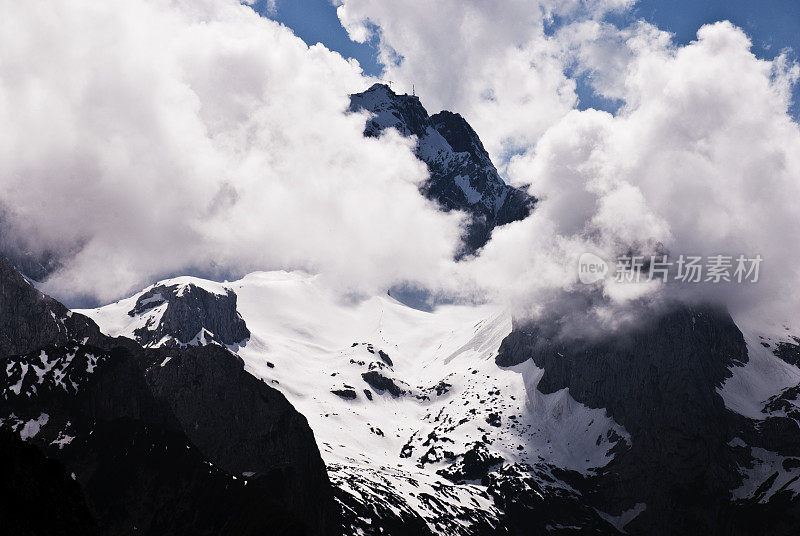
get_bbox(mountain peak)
[364,82,393,95]
[364,82,420,101]
[349,85,535,254]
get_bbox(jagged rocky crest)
[349,83,535,253]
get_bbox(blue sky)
[623,0,800,115]
[257,0,799,113]
[253,0,382,75]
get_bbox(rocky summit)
[349,83,535,254]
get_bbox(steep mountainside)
[349,83,535,253]
[0,428,100,536]
[0,257,109,356]
[83,271,635,535]
[498,306,800,535]
[83,271,800,535]
[0,257,339,536]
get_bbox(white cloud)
[2,0,799,333]
[0,0,463,303]
[335,0,635,165]
[453,21,800,326]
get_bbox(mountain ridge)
[81,268,800,535]
[0,256,340,536]
[349,83,535,254]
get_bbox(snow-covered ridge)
[80,270,630,533]
[78,274,249,348]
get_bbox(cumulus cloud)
[452,21,800,327]
[0,0,464,304]
[336,0,634,165]
[335,1,800,329]
[2,0,799,332]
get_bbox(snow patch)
[20,413,49,440]
[719,319,800,419]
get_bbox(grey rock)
[0,256,108,357]
[129,282,250,347]
[361,370,405,397]
[437,442,503,482]
[332,388,358,400]
[145,345,340,536]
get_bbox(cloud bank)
[0,0,463,303]
[455,21,800,324]
[336,0,800,323]
[1,0,799,328]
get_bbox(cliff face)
[0,257,107,356]
[144,345,338,535]
[497,305,800,535]
[129,282,250,347]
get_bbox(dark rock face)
[496,304,800,534]
[485,463,620,535]
[0,429,99,536]
[0,256,107,356]
[129,282,250,347]
[332,388,358,400]
[0,256,339,536]
[499,306,746,436]
[773,338,800,367]
[0,342,336,535]
[70,419,309,536]
[437,442,503,482]
[144,345,340,536]
[377,349,393,366]
[349,84,535,254]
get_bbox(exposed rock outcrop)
[349,83,535,254]
[496,304,800,535]
[0,256,108,356]
[145,345,340,536]
[129,282,250,347]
